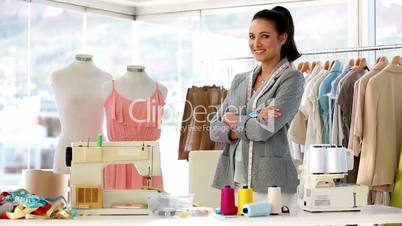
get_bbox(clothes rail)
[222,43,402,61]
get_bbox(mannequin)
[103,65,167,101]
[102,65,167,190]
[52,54,113,174]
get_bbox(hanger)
[329,60,336,70]
[297,62,303,71]
[357,57,369,71]
[354,58,361,67]
[392,56,402,65]
[311,61,317,71]
[348,58,355,67]
[375,56,388,64]
[301,62,312,73]
[324,60,330,70]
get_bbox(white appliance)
[297,144,369,212]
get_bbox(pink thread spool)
[220,186,237,215]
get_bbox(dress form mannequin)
[103,65,167,100]
[52,54,113,174]
[102,65,167,190]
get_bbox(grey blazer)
[210,59,304,193]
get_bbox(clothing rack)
[222,43,402,61]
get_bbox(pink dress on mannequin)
[103,80,165,190]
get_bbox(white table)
[2,205,402,226]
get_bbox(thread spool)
[220,186,237,215]
[243,201,271,217]
[267,186,282,215]
[327,147,339,173]
[339,147,348,172]
[309,146,326,173]
[237,186,253,215]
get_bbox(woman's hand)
[223,112,239,141]
[223,112,238,128]
[229,130,238,140]
[259,105,281,119]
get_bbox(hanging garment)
[329,66,352,102]
[337,68,367,147]
[103,80,165,190]
[289,62,323,145]
[329,66,353,144]
[369,189,390,205]
[305,69,329,146]
[333,67,367,183]
[318,61,343,144]
[178,86,227,160]
[104,80,165,141]
[391,142,402,208]
[348,61,388,156]
[357,64,402,187]
[103,163,163,190]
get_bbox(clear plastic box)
[147,192,194,217]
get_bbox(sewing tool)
[297,145,369,212]
[175,207,212,218]
[71,141,162,215]
[97,133,103,147]
[237,186,253,215]
[267,186,282,215]
[220,186,237,215]
[243,201,271,217]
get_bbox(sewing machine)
[68,141,161,215]
[297,144,369,212]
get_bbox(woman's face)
[249,19,287,63]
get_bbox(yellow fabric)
[6,205,37,219]
[386,141,402,226]
[391,142,402,208]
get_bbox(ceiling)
[48,0,306,16]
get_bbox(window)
[0,0,29,186]
[376,0,402,59]
[201,7,257,88]
[282,0,350,69]
[86,13,134,76]
[201,0,350,87]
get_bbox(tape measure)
[245,61,290,188]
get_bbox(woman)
[210,6,304,208]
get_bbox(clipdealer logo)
[127,97,277,133]
[174,99,277,133]
[128,98,164,129]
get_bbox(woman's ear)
[279,33,288,45]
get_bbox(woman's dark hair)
[252,6,301,62]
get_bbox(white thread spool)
[309,146,326,174]
[327,147,347,173]
[267,186,282,215]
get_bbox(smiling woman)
[209,6,304,210]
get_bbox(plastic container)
[147,192,194,217]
